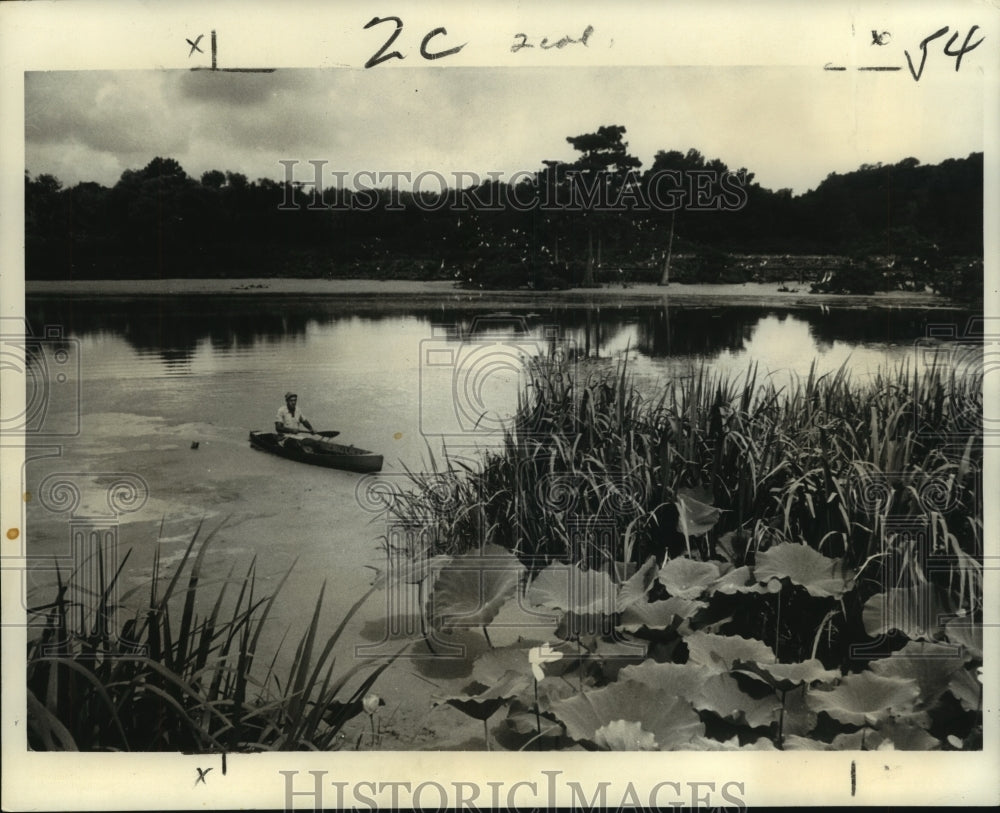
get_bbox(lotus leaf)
[427,544,523,631]
[780,684,818,737]
[877,718,942,750]
[684,631,776,674]
[944,618,983,660]
[588,637,648,679]
[946,666,981,712]
[782,735,833,750]
[753,543,854,599]
[676,487,724,549]
[690,673,783,729]
[659,558,723,599]
[861,587,949,640]
[617,597,705,631]
[869,641,965,704]
[504,709,562,737]
[593,719,659,751]
[619,661,713,697]
[525,562,617,615]
[709,565,769,595]
[438,673,525,720]
[830,730,884,750]
[734,658,840,691]
[549,681,704,749]
[689,734,777,750]
[805,671,919,726]
[615,556,659,609]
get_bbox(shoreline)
[25,278,965,309]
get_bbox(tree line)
[25,126,983,298]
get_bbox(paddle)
[315,430,340,438]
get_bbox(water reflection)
[26,295,974,376]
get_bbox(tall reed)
[26,520,391,751]
[390,351,983,618]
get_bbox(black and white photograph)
[2,1,997,809]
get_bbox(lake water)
[17,294,978,747]
[22,295,973,460]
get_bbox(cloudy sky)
[25,63,984,195]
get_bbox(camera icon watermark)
[352,469,647,660]
[0,319,81,437]
[17,472,149,654]
[418,314,575,446]
[915,316,998,447]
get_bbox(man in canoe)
[275,392,329,451]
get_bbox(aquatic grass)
[390,347,983,668]
[25,520,390,751]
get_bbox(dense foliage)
[383,352,983,749]
[25,134,982,298]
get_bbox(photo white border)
[2,1,997,809]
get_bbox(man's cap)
[285,391,297,399]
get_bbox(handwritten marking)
[904,25,983,80]
[364,16,405,68]
[221,753,227,776]
[186,34,204,56]
[511,25,593,53]
[188,30,276,73]
[420,27,466,60]
[195,767,212,786]
[827,24,983,80]
[904,25,950,80]
[364,18,465,68]
[851,761,856,796]
[942,25,984,72]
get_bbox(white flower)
[362,693,381,715]
[528,643,563,681]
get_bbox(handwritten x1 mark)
[195,767,212,785]
[187,35,204,56]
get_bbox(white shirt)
[276,405,309,432]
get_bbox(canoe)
[248,431,383,473]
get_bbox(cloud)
[26,72,190,157]
[24,66,984,193]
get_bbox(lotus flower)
[528,643,563,681]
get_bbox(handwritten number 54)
[364,16,466,68]
[905,25,984,81]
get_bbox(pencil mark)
[871,30,891,46]
[850,761,856,796]
[188,31,276,73]
[186,34,204,57]
[195,767,212,786]
[221,752,227,776]
[511,25,593,53]
[857,66,902,71]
